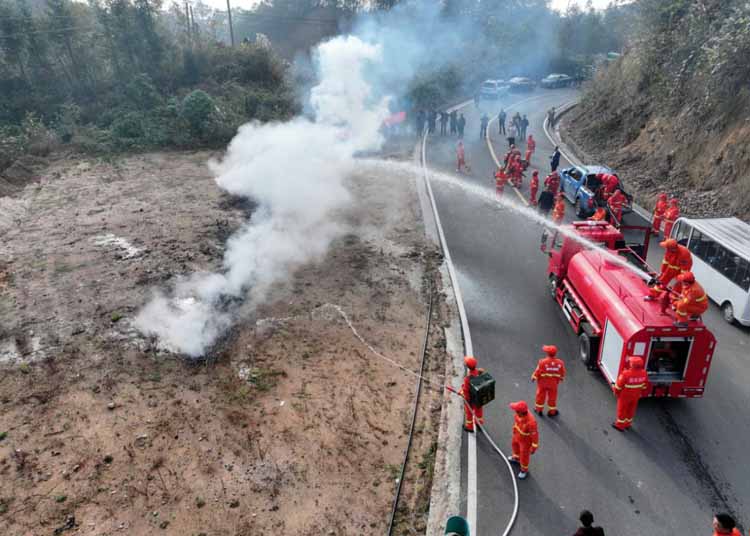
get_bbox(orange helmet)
[627,356,644,369]
[464,356,477,370]
[542,345,557,356]
[509,400,528,413]
[677,271,696,284]
[660,238,678,250]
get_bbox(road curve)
[423,89,749,536]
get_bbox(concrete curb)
[413,140,464,536]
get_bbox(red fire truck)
[547,221,717,398]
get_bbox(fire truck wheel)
[578,331,596,370]
[721,301,735,324]
[548,275,558,299]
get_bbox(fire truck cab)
[547,221,717,398]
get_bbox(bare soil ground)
[0,146,447,535]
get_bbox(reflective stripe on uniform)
[514,425,531,436]
[539,373,563,378]
[624,383,646,389]
[694,294,707,302]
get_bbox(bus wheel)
[722,302,735,324]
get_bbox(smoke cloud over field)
[135,36,389,357]
[136,0,555,357]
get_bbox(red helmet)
[509,400,528,413]
[532,170,539,176]
[669,198,679,206]
[660,238,678,251]
[658,193,668,200]
[627,356,644,369]
[542,345,557,356]
[464,356,477,370]
[677,271,696,284]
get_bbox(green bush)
[181,90,215,137]
[112,112,145,140]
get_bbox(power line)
[0,25,99,40]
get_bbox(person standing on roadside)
[507,123,517,148]
[440,111,449,136]
[480,113,489,139]
[521,114,530,140]
[498,109,506,135]
[450,111,458,135]
[573,510,605,536]
[457,114,466,138]
[548,106,556,126]
[416,109,426,136]
[550,146,561,172]
[428,109,437,134]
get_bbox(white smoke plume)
[135,36,390,357]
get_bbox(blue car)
[560,165,632,218]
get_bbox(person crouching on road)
[713,513,742,536]
[460,356,484,432]
[507,401,538,480]
[612,356,650,431]
[531,345,566,417]
[573,510,605,536]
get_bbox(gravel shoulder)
[0,147,448,535]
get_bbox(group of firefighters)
[462,139,708,479]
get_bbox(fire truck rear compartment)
[646,337,693,382]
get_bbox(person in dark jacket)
[450,111,458,135]
[498,109,506,135]
[550,146,561,172]
[538,189,554,217]
[457,114,466,138]
[573,510,604,536]
[480,113,489,139]
[440,111,449,135]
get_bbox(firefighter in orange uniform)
[531,345,566,416]
[552,193,566,225]
[651,193,668,235]
[529,170,539,206]
[544,170,560,195]
[507,401,539,479]
[648,238,693,299]
[456,140,466,173]
[663,198,680,238]
[525,134,536,162]
[495,167,509,197]
[612,356,650,431]
[607,189,626,225]
[674,272,709,326]
[459,356,484,432]
[510,156,524,187]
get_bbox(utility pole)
[226,0,235,47]
[185,1,191,45]
[189,4,197,41]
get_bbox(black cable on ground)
[386,282,435,536]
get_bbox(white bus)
[671,217,750,325]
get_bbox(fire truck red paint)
[547,221,716,398]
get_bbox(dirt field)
[0,147,447,535]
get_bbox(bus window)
[674,221,691,246]
[731,256,750,291]
[688,229,718,261]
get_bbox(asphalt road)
[424,89,750,536]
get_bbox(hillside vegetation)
[568,0,750,220]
